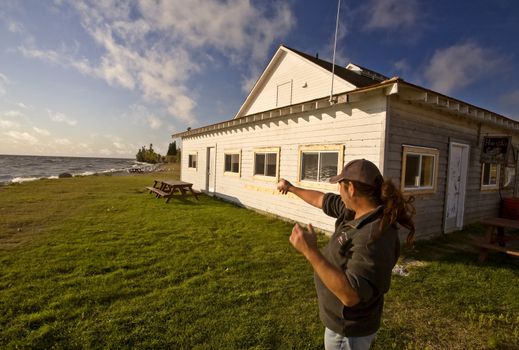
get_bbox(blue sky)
[1,0,518,158]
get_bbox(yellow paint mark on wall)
[244,184,297,199]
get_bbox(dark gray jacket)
[315,193,400,337]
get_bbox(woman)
[277,159,415,350]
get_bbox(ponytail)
[379,179,415,247]
[348,178,416,247]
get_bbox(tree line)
[135,141,180,164]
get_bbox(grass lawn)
[0,172,518,349]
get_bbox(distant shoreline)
[0,154,134,160]
[0,154,161,186]
[0,163,179,186]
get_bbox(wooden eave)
[172,78,519,139]
[172,79,399,139]
[396,81,519,131]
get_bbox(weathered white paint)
[176,47,519,240]
[387,96,518,238]
[206,147,216,193]
[444,142,469,233]
[238,48,356,118]
[181,95,387,233]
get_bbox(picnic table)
[472,217,519,263]
[146,179,199,203]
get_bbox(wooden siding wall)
[243,51,354,116]
[387,96,518,238]
[182,95,387,233]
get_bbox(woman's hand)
[277,178,293,194]
[289,223,318,257]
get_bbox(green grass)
[0,173,518,349]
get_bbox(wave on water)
[0,155,157,185]
[10,175,60,184]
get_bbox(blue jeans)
[324,327,376,350]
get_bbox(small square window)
[401,146,439,193]
[188,154,197,169]
[481,163,499,189]
[254,151,278,177]
[225,154,240,173]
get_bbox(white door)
[206,147,215,193]
[444,143,469,233]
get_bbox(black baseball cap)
[329,159,383,187]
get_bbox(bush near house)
[0,175,517,349]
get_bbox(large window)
[298,145,343,187]
[253,148,279,178]
[188,154,197,169]
[224,153,240,174]
[301,151,339,182]
[481,163,500,189]
[401,145,439,193]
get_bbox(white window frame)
[253,147,280,182]
[401,145,439,194]
[297,144,344,190]
[224,150,241,177]
[481,163,500,190]
[187,153,198,170]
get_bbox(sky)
[1,0,519,158]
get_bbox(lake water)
[0,154,154,185]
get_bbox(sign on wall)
[481,136,511,164]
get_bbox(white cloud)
[33,126,50,135]
[147,114,162,130]
[424,42,505,94]
[123,103,171,129]
[99,148,111,156]
[113,141,125,150]
[137,0,294,61]
[54,138,71,145]
[240,67,262,94]
[0,73,10,95]
[364,0,418,30]
[18,46,61,64]
[3,110,24,118]
[46,109,78,126]
[110,141,137,156]
[17,102,29,109]
[7,20,25,34]
[4,130,38,145]
[18,0,295,125]
[0,109,23,129]
[0,119,20,128]
[393,59,410,74]
[392,59,414,80]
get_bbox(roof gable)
[234,45,382,119]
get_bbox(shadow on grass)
[400,223,519,271]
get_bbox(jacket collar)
[345,205,384,229]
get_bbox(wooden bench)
[146,186,168,198]
[472,217,519,263]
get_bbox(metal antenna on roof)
[330,0,341,104]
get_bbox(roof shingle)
[283,45,387,88]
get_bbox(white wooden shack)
[172,45,519,239]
